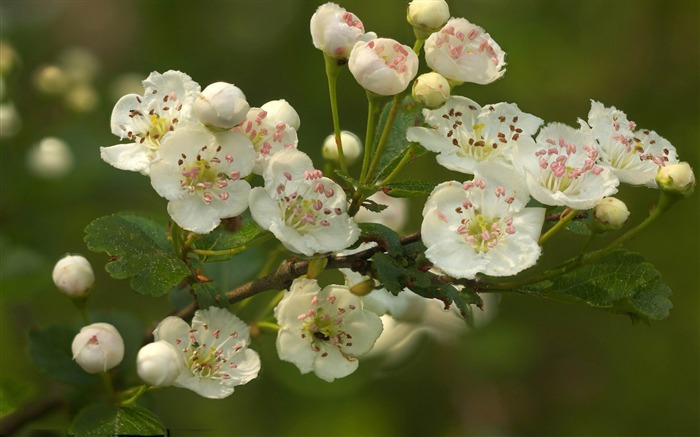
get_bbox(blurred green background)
[1,1,698,435]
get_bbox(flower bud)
[136,341,183,387]
[407,0,450,33]
[261,99,300,131]
[591,197,630,233]
[52,254,94,298]
[195,82,249,130]
[412,72,450,108]
[348,38,419,96]
[310,3,369,59]
[656,162,695,198]
[322,130,362,165]
[33,65,69,95]
[71,323,124,374]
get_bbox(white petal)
[312,345,359,382]
[277,329,315,374]
[153,316,191,345]
[338,307,383,357]
[248,187,279,231]
[110,94,143,138]
[100,143,151,174]
[167,196,221,234]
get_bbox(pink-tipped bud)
[71,323,124,374]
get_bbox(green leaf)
[381,180,438,198]
[27,325,93,385]
[360,198,388,213]
[193,281,228,310]
[0,235,50,301]
[84,213,191,297]
[359,223,402,257]
[192,220,263,262]
[370,252,408,294]
[0,378,33,418]
[69,403,166,436]
[518,250,672,323]
[372,96,426,182]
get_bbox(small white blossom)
[195,82,249,130]
[261,99,301,131]
[149,124,256,234]
[136,341,184,387]
[26,137,74,179]
[354,191,409,232]
[407,0,450,32]
[407,96,543,174]
[348,38,419,96]
[232,103,299,174]
[592,197,630,232]
[322,130,362,165]
[72,323,124,374]
[412,71,450,109]
[310,3,372,59]
[514,121,619,209]
[275,277,383,382]
[421,164,545,279]
[153,307,261,399]
[249,148,359,256]
[52,254,95,298]
[101,70,200,175]
[424,18,506,85]
[587,101,678,187]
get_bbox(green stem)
[192,232,272,257]
[72,297,90,325]
[99,372,116,402]
[324,53,348,175]
[412,38,424,55]
[364,94,403,184]
[538,209,579,245]
[377,144,416,186]
[120,385,150,407]
[255,321,280,333]
[359,91,383,184]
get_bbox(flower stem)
[324,53,348,175]
[99,372,116,402]
[72,297,90,325]
[363,94,403,184]
[538,208,578,245]
[192,232,273,257]
[255,321,280,333]
[377,144,417,186]
[412,38,424,55]
[120,385,150,407]
[359,91,383,184]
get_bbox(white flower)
[310,3,371,59]
[514,121,619,209]
[656,161,695,197]
[136,341,184,387]
[153,307,261,399]
[261,99,301,131]
[26,137,74,179]
[348,38,419,96]
[354,191,409,232]
[72,323,124,374]
[232,103,299,174]
[587,100,678,187]
[412,71,450,109]
[194,82,249,130]
[424,18,506,85]
[52,254,94,298]
[407,0,450,32]
[322,130,362,165]
[274,277,383,382]
[249,148,359,256]
[101,70,200,175]
[592,197,630,232]
[149,124,256,234]
[421,164,545,279]
[407,96,543,174]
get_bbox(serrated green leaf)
[372,96,426,182]
[27,325,93,385]
[192,221,263,263]
[565,218,592,236]
[381,180,437,198]
[193,281,228,310]
[518,250,672,323]
[371,252,408,294]
[361,198,388,213]
[69,403,166,436]
[84,213,191,297]
[359,223,402,257]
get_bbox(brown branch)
[0,386,66,435]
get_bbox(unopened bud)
[407,0,450,34]
[71,323,124,374]
[591,197,630,233]
[261,99,301,131]
[323,130,362,165]
[310,3,368,59]
[195,82,249,130]
[350,278,376,296]
[412,72,450,109]
[52,254,94,298]
[34,65,69,95]
[137,341,183,387]
[656,162,695,198]
[349,38,419,96]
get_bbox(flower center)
[297,293,356,354]
[434,25,500,65]
[369,40,410,73]
[275,171,345,235]
[119,91,184,150]
[178,144,239,204]
[536,136,604,194]
[234,110,294,155]
[178,326,242,381]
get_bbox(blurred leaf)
[371,252,408,294]
[192,220,263,263]
[0,378,33,418]
[518,250,672,323]
[359,223,402,257]
[69,403,166,436]
[381,180,437,198]
[565,218,592,236]
[410,281,479,326]
[193,281,228,310]
[0,235,50,301]
[27,325,93,385]
[372,96,426,182]
[84,213,190,297]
